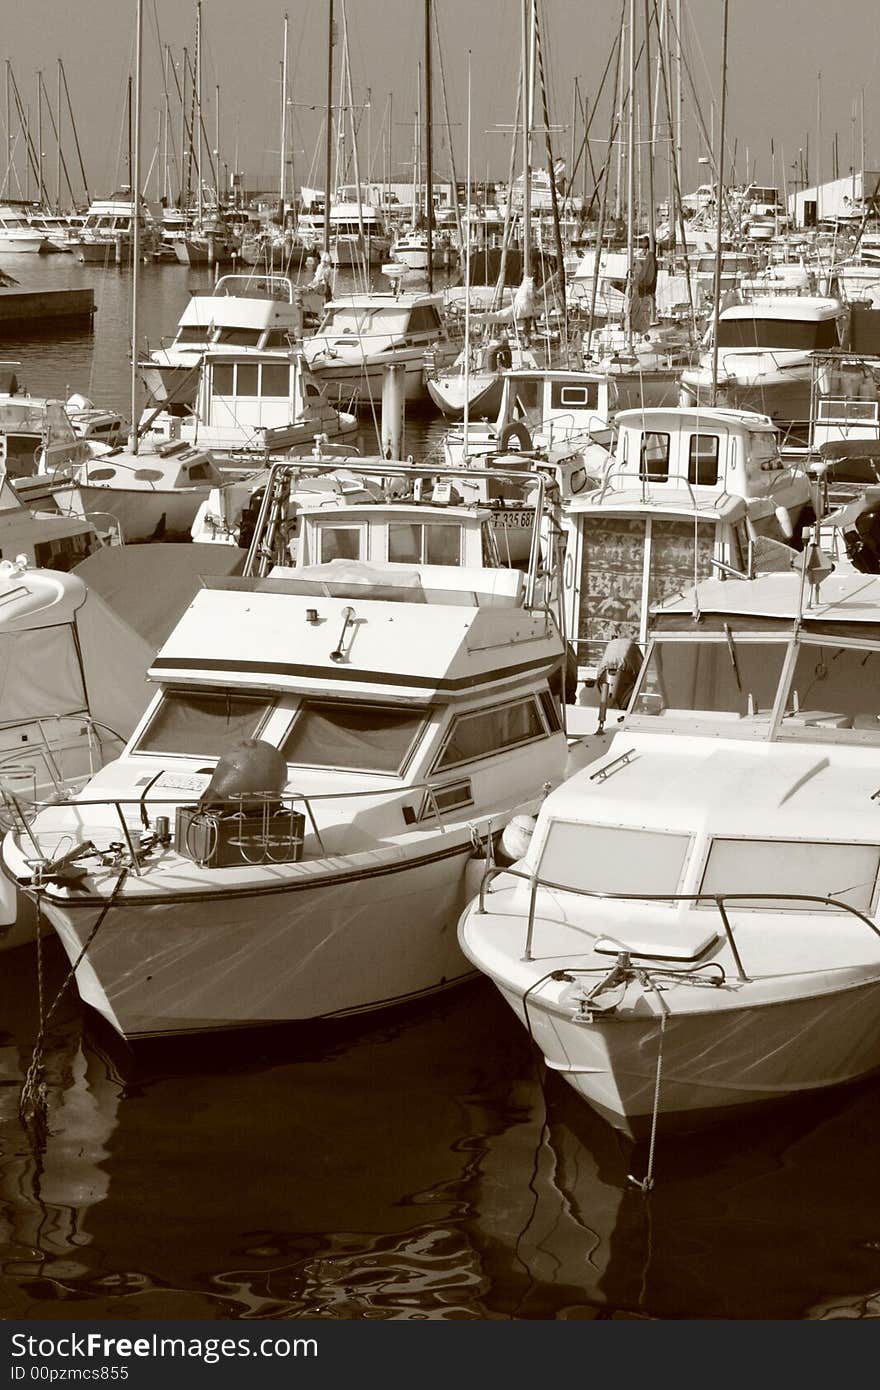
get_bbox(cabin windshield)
[716,317,839,351]
[280,700,427,775]
[320,306,408,339]
[778,641,880,741]
[134,690,274,757]
[630,637,788,722]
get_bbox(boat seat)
[594,925,721,963]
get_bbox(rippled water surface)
[0,258,879,1321]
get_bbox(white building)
[787,170,880,228]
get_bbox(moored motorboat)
[459,565,880,1138]
[3,465,569,1040]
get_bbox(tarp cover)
[0,625,85,725]
[74,543,246,652]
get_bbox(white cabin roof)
[653,571,880,627]
[719,296,842,322]
[147,580,558,704]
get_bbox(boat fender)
[498,813,537,866]
[463,853,488,902]
[498,420,533,453]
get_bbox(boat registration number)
[493,509,534,528]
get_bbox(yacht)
[3,465,568,1040]
[325,201,390,268]
[140,273,325,413]
[72,190,159,264]
[0,206,49,254]
[459,565,880,1138]
[679,295,846,427]
[144,349,358,460]
[302,290,458,405]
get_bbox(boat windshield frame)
[626,629,880,744]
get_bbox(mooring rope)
[19,867,130,1141]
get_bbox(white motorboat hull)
[0,233,49,254]
[490,973,880,1138]
[40,835,481,1040]
[78,483,212,541]
[425,370,504,420]
[306,349,439,405]
[680,355,816,425]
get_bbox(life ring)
[498,420,533,453]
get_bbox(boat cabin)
[308,292,446,356]
[0,397,93,478]
[292,500,505,578]
[628,570,880,749]
[443,368,616,473]
[559,406,817,710]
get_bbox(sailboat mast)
[131,0,143,455]
[195,0,203,226]
[323,0,334,253]
[625,0,635,348]
[710,0,730,404]
[424,0,433,291]
[279,11,289,221]
[520,0,531,278]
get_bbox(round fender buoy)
[499,813,537,865]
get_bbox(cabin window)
[539,688,563,732]
[33,533,97,572]
[213,363,235,394]
[185,462,212,480]
[512,381,541,419]
[780,643,880,739]
[260,363,290,397]
[688,434,720,486]
[388,523,462,567]
[134,467,163,481]
[631,638,788,719]
[639,431,670,482]
[700,838,880,913]
[433,696,546,772]
[176,326,207,344]
[550,382,598,410]
[305,382,321,398]
[319,526,362,563]
[538,823,691,897]
[135,690,274,757]
[716,317,839,351]
[236,364,259,396]
[263,329,289,348]
[406,306,440,334]
[418,778,473,820]
[280,700,426,774]
[214,327,261,347]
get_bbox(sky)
[3,0,880,206]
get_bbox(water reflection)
[0,937,879,1320]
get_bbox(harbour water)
[0,260,879,1321]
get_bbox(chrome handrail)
[4,779,534,869]
[474,863,880,978]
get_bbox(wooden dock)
[0,286,95,334]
